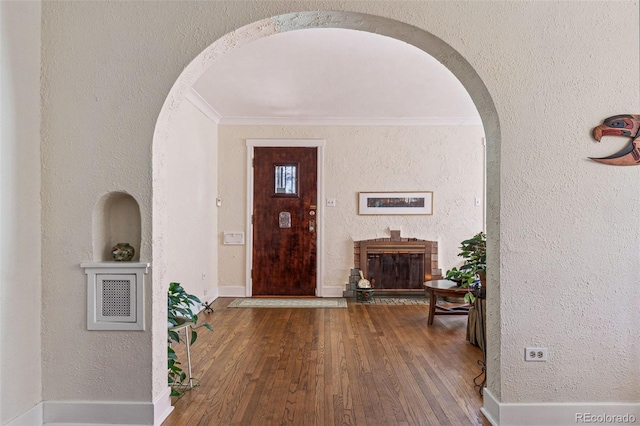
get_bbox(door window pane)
[275,164,297,195]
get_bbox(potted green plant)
[445,232,486,303]
[168,282,213,396]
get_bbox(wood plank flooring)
[162,298,489,426]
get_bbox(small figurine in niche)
[112,243,135,261]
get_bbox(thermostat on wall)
[223,232,245,245]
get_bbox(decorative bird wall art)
[591,114,640,165]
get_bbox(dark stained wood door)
[252,147,317,296]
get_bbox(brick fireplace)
[351,231,442,293]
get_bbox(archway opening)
[152,10,501,416]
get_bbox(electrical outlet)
[203,288,208,296]
[326,198,336,207]
[202,273,206,280]
[525,347,548,362]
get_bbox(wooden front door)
[252,147,317,296]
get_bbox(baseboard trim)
[484,388,640,425]
[43,392,172,426]
[482,388,500,425]
[44,400,151,425]
[210,286,219,300]
[153,387,174,426]
[218,286,247,297]
[6,389,173,426]
[6,402,43,426]
[322,286,345,298]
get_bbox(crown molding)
[186,87,482,126]
[218,116,482,126]
[186,88,222,123]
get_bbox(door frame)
[245,139,325,297]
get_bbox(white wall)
[37,1,640,424]
[0,1,43,423]
[165,100,219,304]
[218,125,485,293]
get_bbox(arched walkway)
[152,10,501,415]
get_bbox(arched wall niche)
[152,10,501,404]
[92,191,142,262]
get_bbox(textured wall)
[217,125,485,292]
[474,2,640,403]
[41,1,159,401]
[38,0,639,415]
[0,1,43,423]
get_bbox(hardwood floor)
[162,298,490,426]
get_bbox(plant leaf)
[187,294,201,303]
[168,330,180,343]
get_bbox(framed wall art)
[358,191,433,215]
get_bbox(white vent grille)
[102,279,132,317]
[81,263,149,331]
[95,274,136,324]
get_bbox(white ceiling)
[190,28,481,126]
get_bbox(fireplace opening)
[367,252,425,290]
[351,235,442,293]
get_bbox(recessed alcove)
[92,192,142,261]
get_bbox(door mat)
[356,296,430,305]
[228,298,347,308]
